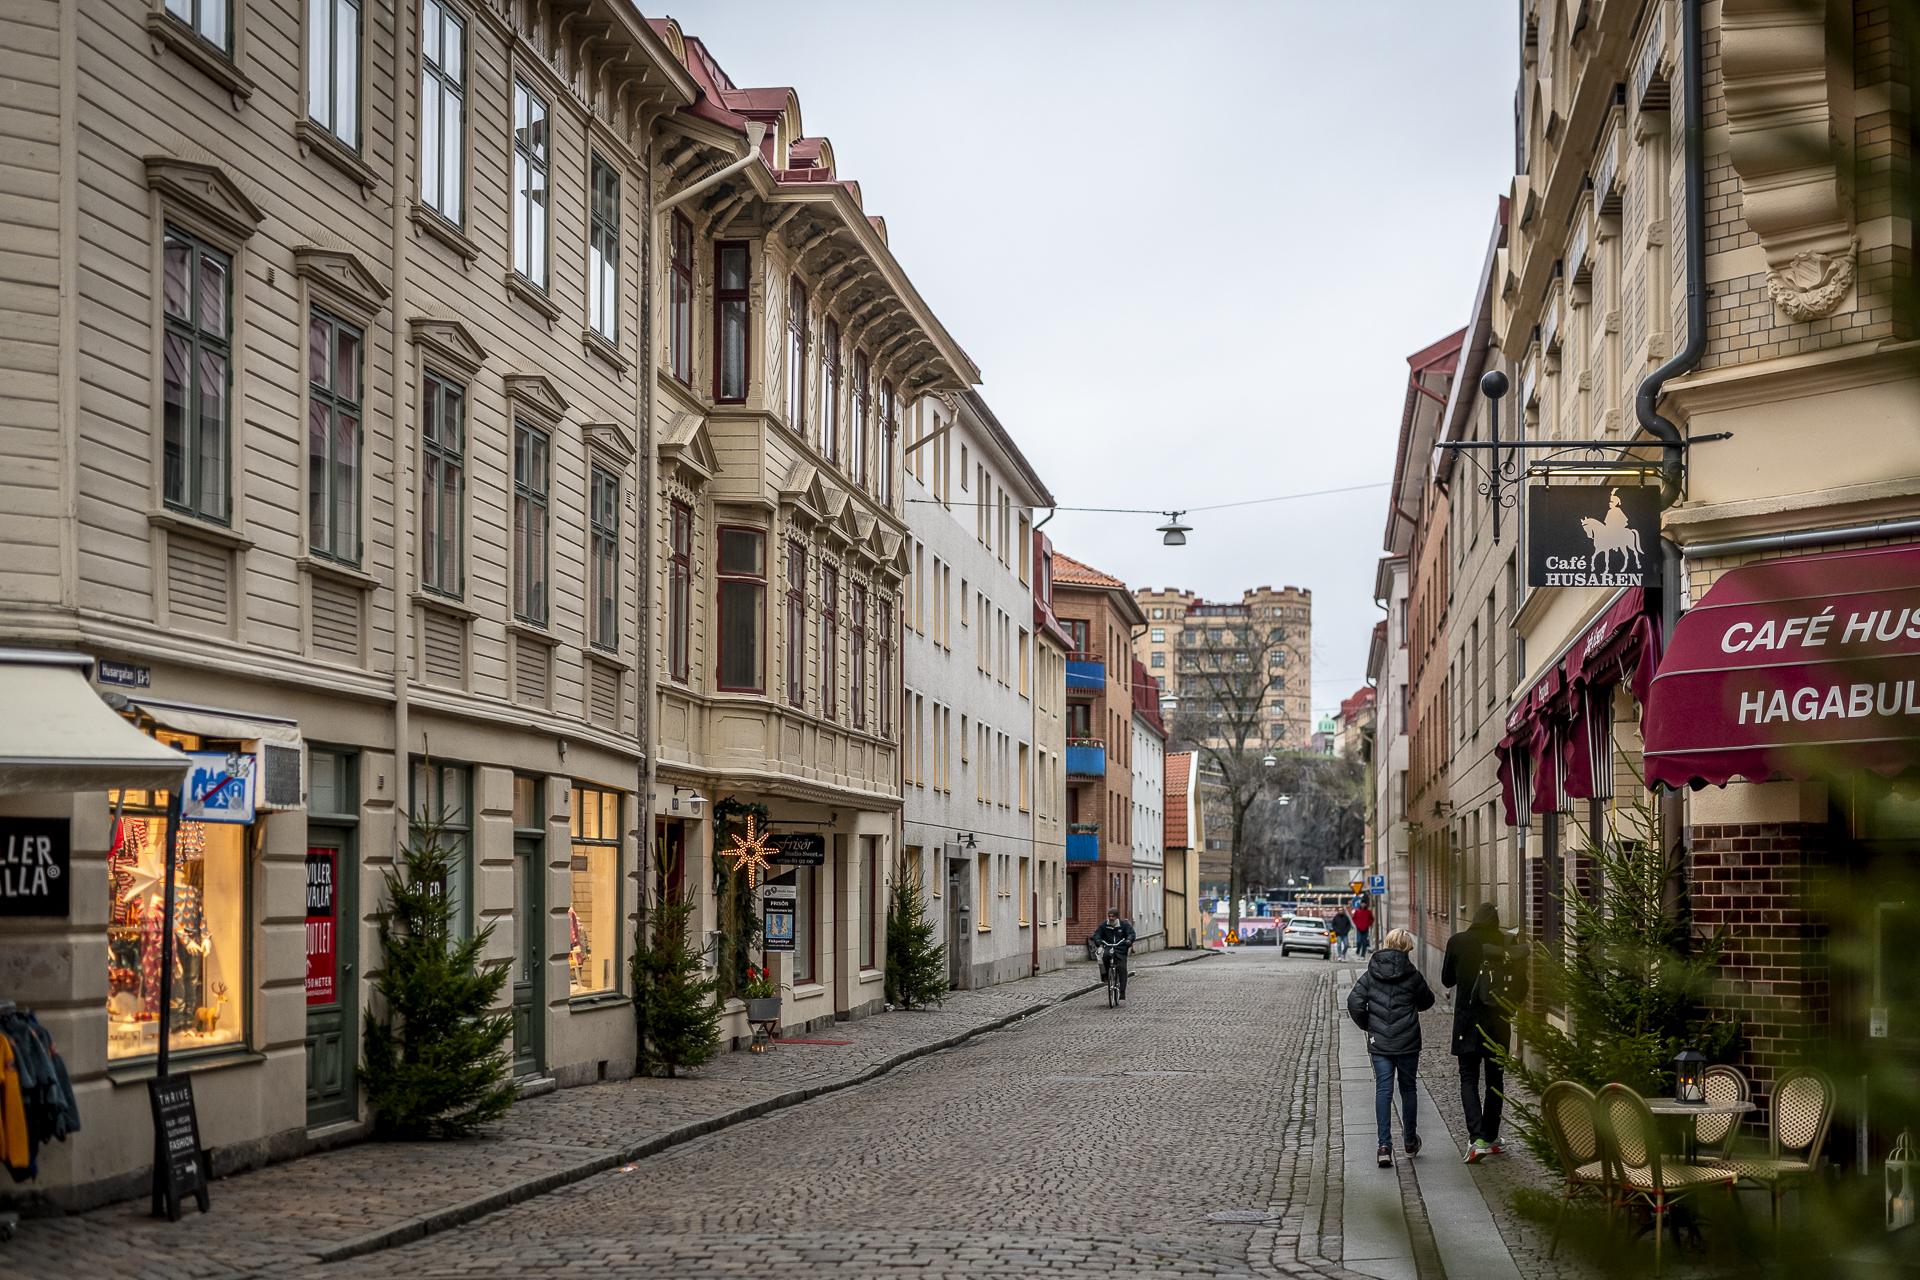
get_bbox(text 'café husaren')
[1495,508,1920,1171]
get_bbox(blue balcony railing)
[1065,654,1104,692]
[1066,825,1100,862]
[1065,739,1106,778]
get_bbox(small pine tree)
[631,841,720,1078]
[361,817,516,1139]
[885,852,946,1010]
[1493,795,1738,1166]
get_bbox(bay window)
[786,277,807,433]
[420,373,465,597]
[716,525,765,692]
[851,584,867,730]
[715,241,749,401]
[307,309,362,565]
[667,500,691,683]
[162,227,231,523]
[785,539,806,707]
[669,213,693,383]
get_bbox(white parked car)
[1280,916,1332,959]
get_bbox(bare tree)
[1163,614,1300,936]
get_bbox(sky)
[664,1,1518,717]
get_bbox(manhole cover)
[1206,1210,1276,1224]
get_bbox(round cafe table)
[1644,1097,1756,1161]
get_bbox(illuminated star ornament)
[720,815,775,888]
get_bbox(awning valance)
[1645,543,1920,789]
[123,694,303,747]
[0,651,191,794]
[1496,588,1661,825]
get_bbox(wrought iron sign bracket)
[1436,432,1731,544]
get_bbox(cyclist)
[1091,907,1137,1002]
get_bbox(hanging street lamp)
[1157,512,1191,545]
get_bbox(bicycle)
[1096,941,1128,1007]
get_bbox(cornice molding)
[144,155,262,242]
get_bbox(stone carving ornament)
[1764,239,1856,322]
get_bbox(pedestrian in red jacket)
[1351,901,1375,957]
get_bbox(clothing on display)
[0,1007,80,1183]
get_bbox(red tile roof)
[1052,551,1126,589]
[1164,752,1194,849]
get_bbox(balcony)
[1065,653,1104,694]
[1066,738,1106,778]
[1066,823,1100,862]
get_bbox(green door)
[512,830,545,1076]
[304,829,356,1127]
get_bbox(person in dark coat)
[1441,902,1529,1163]
[1330,908,1353,959]
[1345,927,1435,1167]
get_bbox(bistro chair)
[1693,1064,1751,1162]
[1540,1080,1612,1258]
[1714,1068,1834,1229]
[1595,1083,1738,1274]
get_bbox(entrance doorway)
[304,749,357,1129]
[511,776,545,1078]
[946,856,970,990]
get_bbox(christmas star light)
[720,815,775,888]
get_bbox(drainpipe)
[389,0,415,825]
[656,121,767,222]
[1633,0,1706,880]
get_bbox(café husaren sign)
[1718,604,1920,726]
[1528,485,1661,589]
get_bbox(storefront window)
[106,731,247,1062]
[793,864,816,984]
[411,760,470,935]
[569,786,621,996]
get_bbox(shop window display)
[106,733,247,1062]
[568,786,621,996]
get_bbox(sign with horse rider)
[1527,484,1661,589]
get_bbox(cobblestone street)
[6,950,1616,1279]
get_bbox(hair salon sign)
[1527,485,1661,589]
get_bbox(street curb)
[313,949,1217,1264]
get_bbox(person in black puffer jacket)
[1346,928,1435,1167]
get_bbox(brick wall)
[1689,822,1830,1111]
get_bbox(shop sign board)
[183,749,256,824]
[769,832,826,866]
[0,817,69,917]
[1527,485,1661,588]
[305,848,337,1007]
[148,1073,210,1220]
[763,904,796,952]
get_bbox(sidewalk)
[3,950,1211,1278]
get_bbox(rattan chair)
[1693,1064,1751,1162]
[1714,1068,1834,1229]
[1540,1080,1612,1259]
[1595,1083,1738,1273]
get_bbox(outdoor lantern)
[1157,512,1191,546]
[1672,1047,1707,1104]
[1888,1129,1916,1232]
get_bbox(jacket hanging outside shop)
[0,1008,81,1181]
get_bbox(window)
[419,0,464,223]
[793,864,817,983]
[667,500,692,683]
[786,278,807,434]
[589,465,619,650]
[105,730,250,1061]
[715,241,749,401]
[1151,628,1165,642]
[879,599,894,737]
[850,350,869,485]
[1019,856,1031,923]
[1019,743,1030,812]
[308,0,361,147]
[161,227,232,523]
[976,857,990,930]
[420,374,465,597]
[511,81,549,288]
[878,379,896,506]
[1150,652,1165,668]
[307,309,362,564]
[819,563,839,719]
[850,584,868,730]
[822,318,841,462]
[860,836,880,968]
[1018,627,1029,695]
[164,0,228,51]
[1017,514,1030,584]
[1152,607,1164,619]
[668,213,693,383]
[785,539,807,707]
[1065,619,1089,653]
[568,786,621,997]
[716,526,765,691]
[588,156,619,342]
[411,760,471,935]
[512,422,550,624]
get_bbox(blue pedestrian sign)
[1366,874,1387,895]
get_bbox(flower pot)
[745,997,781,1024]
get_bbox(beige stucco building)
[1133,585,1314,750]
[0,0,696,1206]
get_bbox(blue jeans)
[1372,1052,1420,1149]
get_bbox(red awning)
[1644,543,1920,789]
[1497,588,1660,826]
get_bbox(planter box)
[744,997,781,1023]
